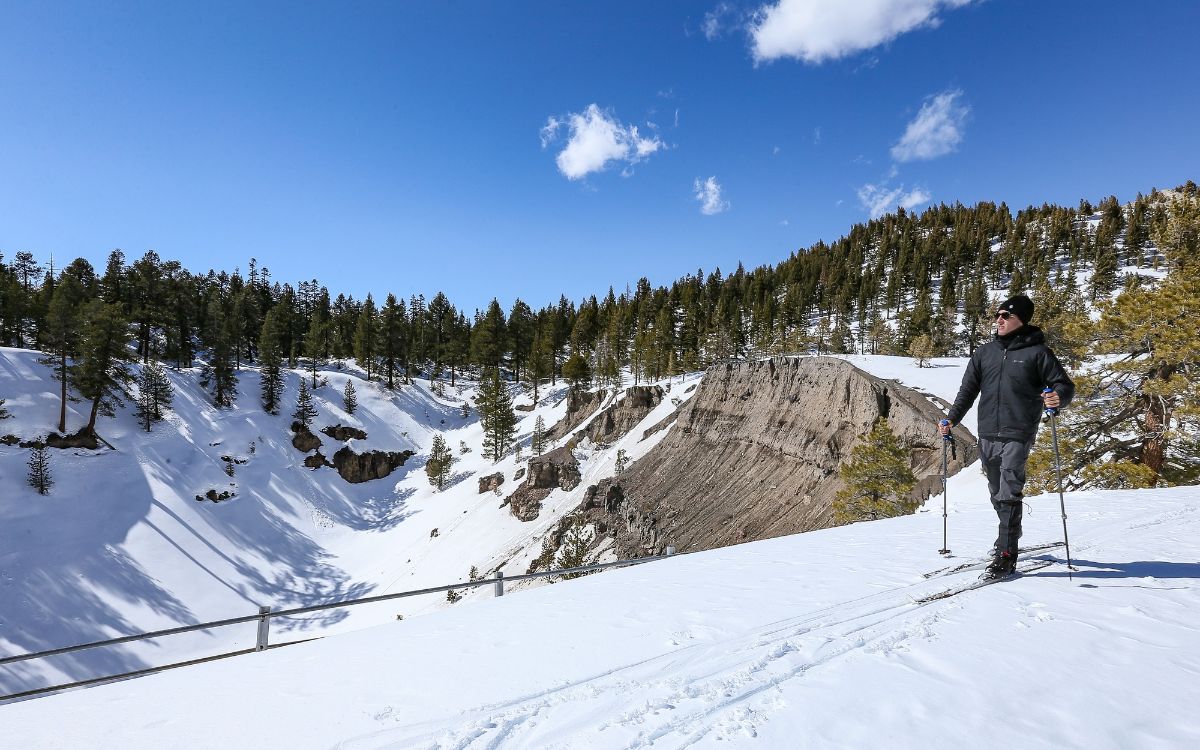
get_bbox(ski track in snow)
[340,500,1200,749]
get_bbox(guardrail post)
[255,606,271,651]
[664,545,676,556]
[493,571,504,597]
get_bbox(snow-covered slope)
[0,347,702,695]
[3,479,1198,748]
[4,348,1199,747]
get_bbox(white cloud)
[812,127,822,145]
[891,89,970,162]
[857,181,930,219]
[750,0,973,64]
[539,117,562,148]
[541,104,664,181]
[703,3,742,40]
[693,176,730,215]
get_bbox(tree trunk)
[86,396,100,434]
[57,351,68,434]
[1140,364,1175,485]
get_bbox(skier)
[938,293,1075,579]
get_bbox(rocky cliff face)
[508,446,582,521]
[547,390,606,441]
[578,356,976,557]
[580,385,664,445]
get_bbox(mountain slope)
[0,347,703,695]
[3,477,1197,748]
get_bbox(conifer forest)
[2,182,1198,491]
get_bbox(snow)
[3,346,1198,746]
[0,347,703,697]
[3,481,1198,748]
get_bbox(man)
[939,293,1075,579]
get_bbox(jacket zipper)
[997,348,1006,436]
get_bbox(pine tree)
[353,293,378,381]
[379,293,406,390]
[909,334,935,368]
[303,309,329,389]
[425,433,453,490]
[259,304,286,415]
[135,361,173,431]
[532,414,547,456]
[72,300,133,435]
[293,378,318,427]
[43,273,87,433]
[476,368,517,462]
[562,352,591,395]
[471,299,507,369]
[343,378,358,415]
[529,330,553,403]
[204,296,238,407]
[832,419,916,524]
[1034,196,1200,489]
[28,444,53,495]
[0,398,11,420]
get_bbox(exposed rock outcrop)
[322,424,368,441]
[291,422,322,453]
[19,429,101,450]
[547,389,606,441]
[304,451,331,469]
[576,356,977,557]
[508,446,582,522]
[331,447,415,484]
[478,472,505,493]
[579,385,664,445]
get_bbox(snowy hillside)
[3,478,1198,747]
[0,347,702,696]
[3,348,1199,747]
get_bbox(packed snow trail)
[3,484,1199,749]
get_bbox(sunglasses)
[995,311,1015,320]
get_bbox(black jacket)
[947,325,1075,441]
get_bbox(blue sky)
[2,1,1198,311]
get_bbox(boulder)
[331,446,415,484]
[304,451,330,469]
[514,467,526,482]
[507,446,582,522]
[509,487,550,522]
[524,445,581,491]
[291,421,322,453]
[322,424,368,441]
[478,472,505,494]
[44,429,99,450]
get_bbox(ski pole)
[1043,388,1075,579]
[938,419,952,556]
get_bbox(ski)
[922,541,1065,579]
[915,559,1054,604]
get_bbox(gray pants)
[978,437,1034,556]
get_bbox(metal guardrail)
[0,547,678,702]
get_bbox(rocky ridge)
[572,356,976,557]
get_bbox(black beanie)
[997,294,1034,324]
